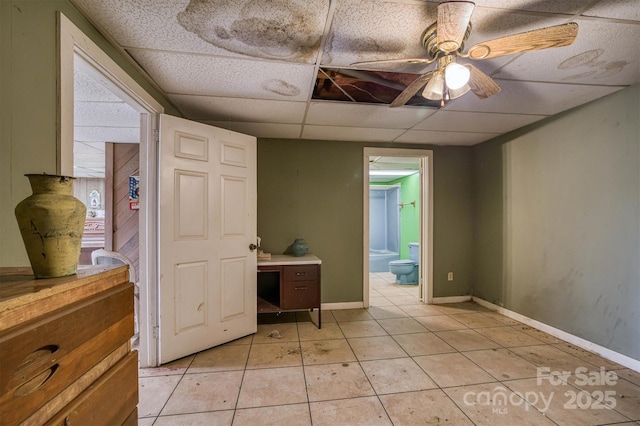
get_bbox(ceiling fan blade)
[390,71,434,108]
[351,58,433,67]
[466,64,500,99]
[437,1,475,53]
[467,22,578,60]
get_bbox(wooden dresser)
[257,254,322,328]
[0,265,137,425]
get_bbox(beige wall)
[0,0,177,266]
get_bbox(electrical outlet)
[447,272,454,281]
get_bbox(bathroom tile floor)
[138,272,640,425]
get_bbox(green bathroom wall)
[372,173,421,259]
[394,173,420,259]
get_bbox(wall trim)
[432,295,472,304]
[322,302,364,310]
[59,13,163,368]
[472,297,640,372]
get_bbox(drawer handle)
[16,344,59,371]
[295,272,308,276]
[294,286,308,291]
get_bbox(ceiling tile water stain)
[177,0,329,63]
[262,79,301,97]
[560,49,630,81]
[71,0,639,144]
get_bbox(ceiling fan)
[352,1,579,107]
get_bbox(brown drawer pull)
[16,344,59,371]
[294,286,308,291]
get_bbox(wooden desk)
[0,265,137,425]
[257,255,322,328]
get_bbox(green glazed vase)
[15,174,86,278]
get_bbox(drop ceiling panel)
[74,102,140,127]
[582,0,640,21]
[370,156,421,170]
[302,125,405,142]
[415,110,546,133]
[74,126,140,143]
[74,0,330,63]
[322,0,437,67]
[306,102,436,128]
[169,95,306,123]
[472,0,589,14]
[493,19,640,86]
[446,80,624,115]
[70,0,640,146]
[73,156,105,169]
[74,141,106,178]
[396,130,500,145]
[129,49,315,101]
[204,122,303,139]
[74,141,105,154]
[74,69,122,102]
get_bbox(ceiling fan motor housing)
[421,22,472,59]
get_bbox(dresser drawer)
[45,351,138,426]
[281,281,319,310]
[283,265,318,282]
[0,283,134,425]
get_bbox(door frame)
[363,147,434,305]
[58,13,164,367]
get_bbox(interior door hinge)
[152,326,160,339]
[154,128,160,144]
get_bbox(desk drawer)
[283,265,318,282]
[281,281,319,310]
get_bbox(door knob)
[249,244,257,251]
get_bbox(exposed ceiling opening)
[314,68,441,107]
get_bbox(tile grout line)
[229,333,255,424]
[294,320,315,424]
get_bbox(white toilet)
[388,243,419,284]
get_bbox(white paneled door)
[159,114,257,364]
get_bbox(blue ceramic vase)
[291,238,309,257]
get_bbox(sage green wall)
[473,85,640,360]
[374,173,421,259]
[0,0,177,266]
[258,139,474,303]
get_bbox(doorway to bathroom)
[363,148,433,306]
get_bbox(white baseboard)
[321,301,364,310]
[432,295,472,304]
[472,297,640,372]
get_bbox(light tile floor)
[138,272,640,425]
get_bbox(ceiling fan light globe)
[449,84,471,99]
[422,71,445,100]
[445,62,471,90]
